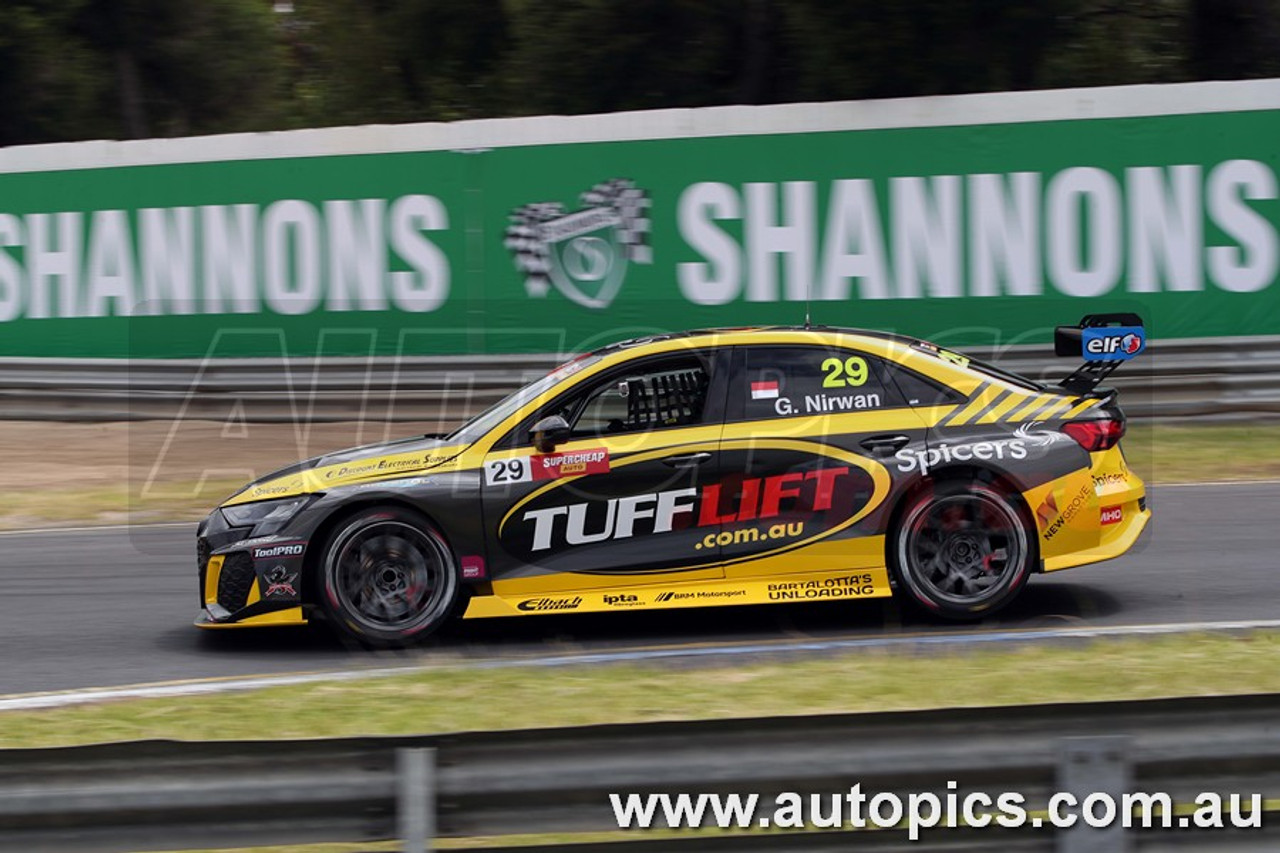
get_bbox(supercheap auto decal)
[497,438,892,572]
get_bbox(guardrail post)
[397,747,436,852]
[1056,735,1132,853]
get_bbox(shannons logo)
[895,440,1028,474]
[504,179,652,309]
[516,596,583,612]
[251,543,305,560]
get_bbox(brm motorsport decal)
[504,179,652,309]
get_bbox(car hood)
[223,434,469,506]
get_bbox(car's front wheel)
[892,480,1034,620]
[318,506,459,647]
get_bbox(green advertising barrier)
[1,80,1278,358]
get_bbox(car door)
[480,348,730,592]
[717,342,932,576]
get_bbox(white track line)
[0,521,193,537]
[4,618,1279,712]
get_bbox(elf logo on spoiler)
[1083,327,1145,361]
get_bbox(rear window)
[911,341,1044,393]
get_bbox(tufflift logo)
[1082,326,1146,361]
[504,179,652,308]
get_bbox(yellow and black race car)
[196,316,1150,646]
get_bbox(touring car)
[195,316,1150,646]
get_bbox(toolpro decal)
[497,441,891,569]
[250,542,305,560]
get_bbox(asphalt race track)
[1,482,1276,697]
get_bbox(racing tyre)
[318,506,459,648]
[892,480,1034,620]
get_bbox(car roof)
[589,325,926,358]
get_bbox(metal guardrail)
[1,694,1277,851]
[0,336,1278,423]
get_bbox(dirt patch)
[0,420,447,527]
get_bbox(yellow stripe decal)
[1063,398,1103,419]
[943,383,997,427]
[975,391,1031,425]
[1035,396,1076,421]
[1006,393,1055,423]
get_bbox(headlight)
[221,496,310,535]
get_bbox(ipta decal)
[602,594,643,608]
[1101,505,1123,525]
[895,439,1028,474]
[251,543,305,560]
[498,441,891,567]
[485,448,610,486]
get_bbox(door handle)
[859,434,911,457]
[661,452,713,468]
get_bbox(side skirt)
[462,567,893,618]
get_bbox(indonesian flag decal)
[751,380,780,400]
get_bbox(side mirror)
[531,415,571,453]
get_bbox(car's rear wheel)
[892,480,1033,620]
[318,506,458,648]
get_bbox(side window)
[737,346,905,420]
[503,355,714,447]
[572,360,710,438]
[885,364,967,407]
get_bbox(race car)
[195,316,1150,646]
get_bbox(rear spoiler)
[1053,313,1146,395]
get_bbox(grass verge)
[5,632,1278,750]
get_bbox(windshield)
[445,353,604,445]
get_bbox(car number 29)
[485,457,532,485]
